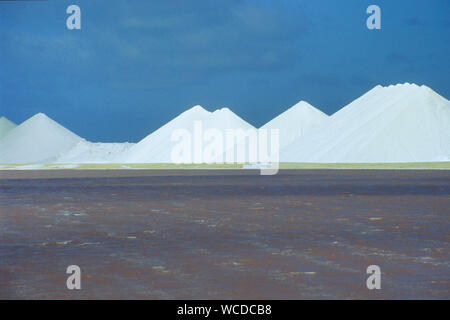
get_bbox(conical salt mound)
[261,101,329,149]
[282,83,450,162]
[0,113,83,163]
[118,105,256,163]
[117,105,210,163]
[0,117,17,139]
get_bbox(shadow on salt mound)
[0,117,17,139]
[0,113,82,164]
[56,140,135,163]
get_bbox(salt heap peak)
[282,83,450,163]
[0,116,17,139]
[118,105,255,163]
[0,113,83,164]
[210,107,254,129]
[184,105,208,114]
[213,107,231,113]
[261,100,329,149]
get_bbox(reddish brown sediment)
[0,169,449,299]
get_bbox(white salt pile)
[0,116,17,139]
[281,83,450,163]
[118,105,256,163]
[0,113,82,163]
[260,101,329,149]
[1,83,448,165]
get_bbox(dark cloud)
[94,1,307,80]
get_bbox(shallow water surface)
[0,169,449,299]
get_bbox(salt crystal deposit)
[0,113,82,163]
[282,83,450,163]
[1,83,448,165]
[0,117,17,139]
[118,105,256,163]
[56,140,135,163]
[260,101,329,149]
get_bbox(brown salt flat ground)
[0,169,449,299]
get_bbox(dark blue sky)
[1,0,449,142]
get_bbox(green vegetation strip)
[0,162,449,170]
[278,162,450,169]
[74,163,243,169]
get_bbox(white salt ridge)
[56,140,135,163]
[2,83,449,165]
[282,83,450,163]
[260,101,329,149]
[0,113,82,164]
[0,117,17,139]
[119,105,255,163]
